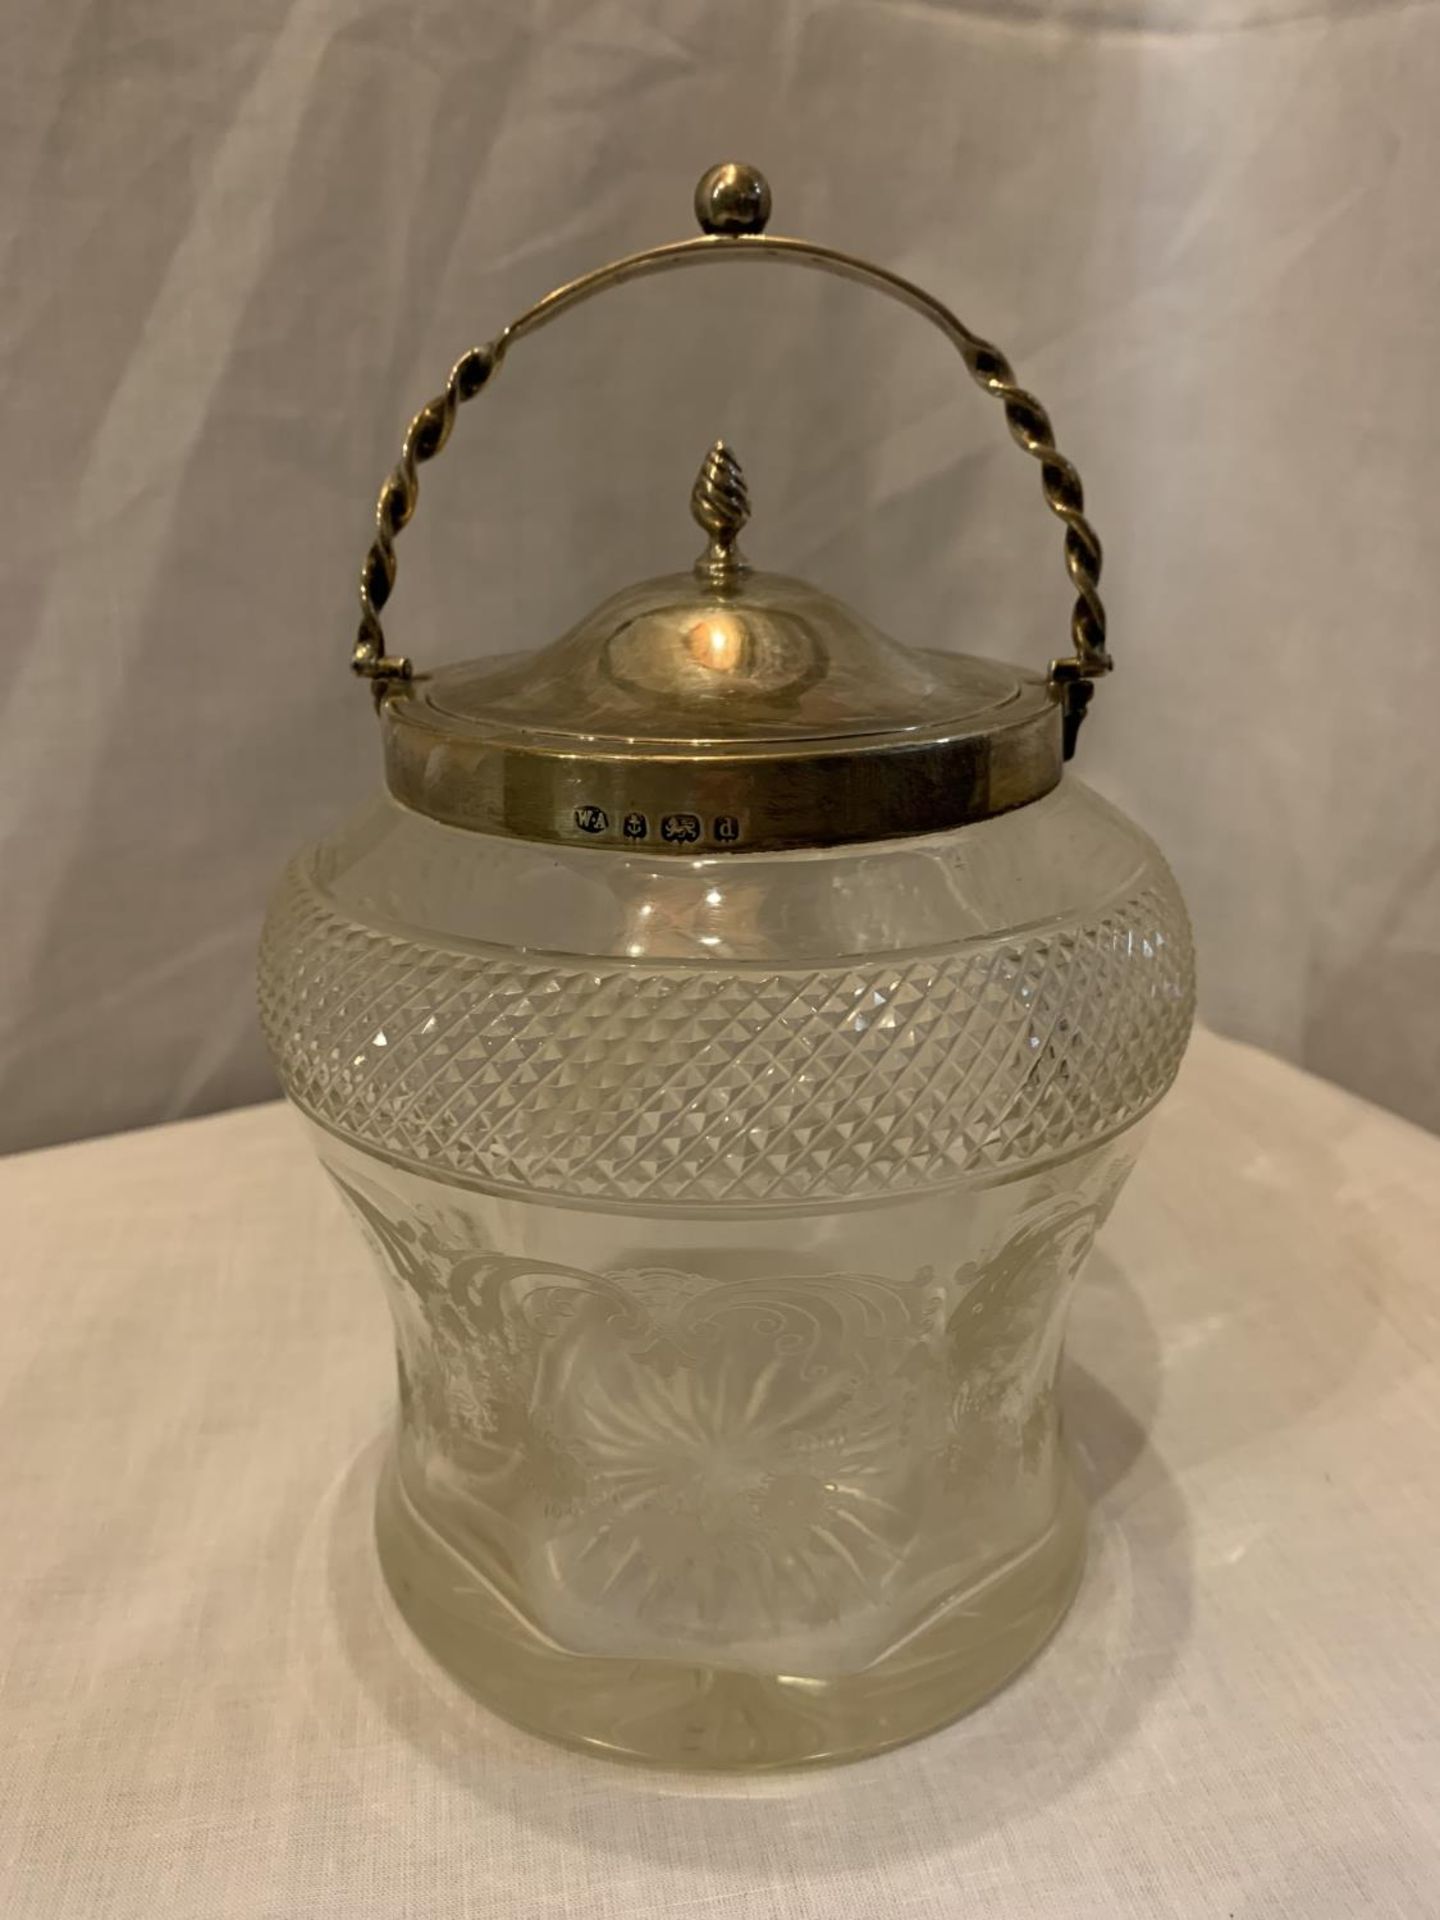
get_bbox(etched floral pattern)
[533,1273,946,1647]
[941,1206,1104,1489]
[327,1157,1115,1665]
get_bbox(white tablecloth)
[2,1028,1437,1918]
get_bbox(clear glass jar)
[259,776,1192,1766]
[261,161,1196,1766]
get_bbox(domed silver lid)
[353,164,1113,854]
[380,444,1062,852]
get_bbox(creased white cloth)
[2,0,1439,1153]
[2,1026,1438,1918]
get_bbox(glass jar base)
[375,1453,1088,1771]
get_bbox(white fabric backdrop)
[3,0,1438,1154]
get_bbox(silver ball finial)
[694,162,772,237]
[691,441,752,582]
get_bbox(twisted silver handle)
[354,162,1111,755]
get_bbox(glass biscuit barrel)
[258,164,1194,1769]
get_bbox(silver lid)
[354,165,1115,849]
[380,444,1062,853]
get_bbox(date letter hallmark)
[713,815,742,845]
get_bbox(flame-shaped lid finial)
[690,441,751,584]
